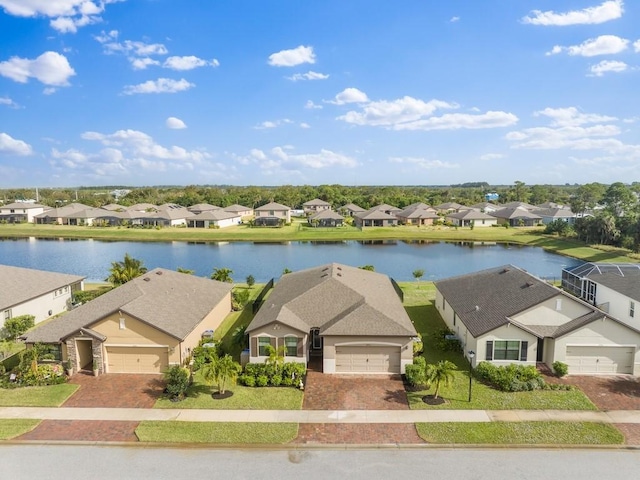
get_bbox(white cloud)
[450,16,460,23]
[534,107,617,126]
[300,122,310,129]
[166,117,187,129]
[130,57,160,70]
[547,35,629,57]
[43,87,57,95]
[268,45,315,67]
[237,146,357,171]
[0,96,19,108]
[305,100,322,110]
[337,95,454,126]
[122,78,194,95]
[389,157,458,169]
[589,59,628,76]
[254,119,293,130]
[0,51,75,86]
[0,132,33,156]
[390,111,518,131]
[163,56,219,71]
[480,153,505,161]
[327,87,369,105]
[522,0,623,26]
[287,71,329,81]
[633,39,640,52]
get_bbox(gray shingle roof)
[308,210,344,221]
[446,210,496,221]
[303,198,331,207]
[247,263,416,337]
[24,268,231,343]
[490,207,542,220]
[255,202,290,211]
[0,265,85,311]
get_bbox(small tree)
[358,265,375,271]
[3,315,35,340]
[106,253,147,286]
[264,344,286,374]
[246,274,255,288]
[412,269,425,282]
[202,354,241,395]
[232,325,248,348]
[282,268,292,275]
[177,267,195,275]
[428,360,458,399]
[232,289,251,311]
[211,267,234,283]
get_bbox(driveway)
[295,372,423,444]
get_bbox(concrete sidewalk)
[2,407,640,424]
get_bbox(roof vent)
[337,273,342,277]
[156,271,163,275]
[321,273,328,278]
[500,268,510,274]
[475,305,480,311]
[143,277,150,282]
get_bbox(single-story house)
[126,203,158,213]
[338,203,366,217]
[533,207,577,225]
[187,203,222,214]
[396,203,439,226]
[303,198,332,214]
[354,207,398,228]
[0,202,48,223]
[23,269,232,375]
[500,201,538,211]
[490,207,542,227]
[434,202,467,214]
[33,203,92,225]
[469,202,502,213]
[100,204,126,212]
[446,210,498,228]
[435,265,640,375]
[308,209,344,227]
[223,204,253,218]
[1,265,85,326]
[134,204,194,227]
[254,201,291,226]
[188,210,241,228]
[246,263,417,374]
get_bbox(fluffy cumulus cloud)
[0,0,123,33]
[268,45,316,67]
[0,132,33,156]
[522,0,624,26]
[634,39,640,52]
[122,78,194,95]
[0,51,75,86]
[333,89,517,131]
[253,119,293,130]
[389,157,458,170]
[327,88,369,105]
[287,71,329,81]
[589,60,628,76]
[236,146,357,172]
[0,96,19,108]
[163,56,219,71]
[534,107,617,127]
[166,117,187,129]
[547,35,629,56]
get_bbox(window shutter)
[270,337,277,348]
[278,337,285,352]
[251,337,257,357]
[486,341,493,361]
[297,337,303,357]
[520,341,528,362]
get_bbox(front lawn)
[0,384,78,407]
[0,419,41,440]
[416,422,623,445]
[136,421,298,444]
[154,371,303,410]
[399,283,597,411]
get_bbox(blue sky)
[0,0,639,187]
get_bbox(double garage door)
[565,346,634,374]
[335,346,401,373]
[106,346,169,374]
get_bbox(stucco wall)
[3,288,75,326]
[594,283,638,329]
[512,295,592,327]
[476,324,539,368]
[248,322,308,364]
[179,291,231,363]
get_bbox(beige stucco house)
[446,209,498,228]
[246,263,417,374]
[254,201,291,226]
[303,198,331,214]
[188,210,241,228]
[1,265,85,327]
[24,269,232,375]
[435,265,640,375]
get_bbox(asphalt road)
[1,445,639,479]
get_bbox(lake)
[0,238,581,283]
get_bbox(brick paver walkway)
[614,424,640,445]
[293,423,424,444]
[63,373,164,408]
[17,420,139,442]
[550,375,640,411]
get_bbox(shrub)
[2,315,35,340]
[163,365,190,400]
[191,344,217,371]
[432,328,461,352]
[239,374,255,387]
[404,356,430,388]
[256,375,269,387]
[232,289,251,311]
[475,361,545,392]
[270,374,283,386]
[412,333,424,356]
[552,361,569,377]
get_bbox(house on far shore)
[23,269,232,375]
[436,265,640,375]
[533,207,577,225]
[308,209,344,227]
[303,198,332,214]
[490,206,542,227]
[1,265,85,326]
[396,203,439,226]
[187,203,222,215]
[0,202,48,223]
[446,209,497,228]
[188,210,241,228]
[469,202,502,213]
[223,204,253,218]
[338,203,366,217]
[246,263,417,374]
[433,202,467,214]
[354,207,398,228]
[254,201,291,226]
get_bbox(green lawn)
[0,384,78,407]
[399,282,597,411]
[154,371,304,410]
[135,421,298,444]
[415,422,623,445]
[0,419,41,440]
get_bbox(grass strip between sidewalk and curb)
[135,421,298,444]
[415,421,624,445]
[0,384,79,407]
[0,419,41,440]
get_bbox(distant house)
[562,263,640,329]
[490,207,542,227]
[224,204,253,218]
[469,202,502,213]
[254,202,291,226]
[501,201,538,211]
[303,198,331,214]
[126,203,158,213]
[446,210,497,228]
[34,203,92,225]
[338,203,366,217]
[308,209,344,227]
[370,203,403,216]
[0,202,48,223]
[354,207,398,228]
[100,204,126,212]
[396,203,439,226]
[187,203,222,214]
[433,202,467,214]
[533,207,577,225]
[246,263,417,374]
[1,265,85,326]
[188,210,241,228]
[24,269,232,375]
[134,204,194,227]
[436,265,640,375]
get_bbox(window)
[258,337,271,356]
[3,309,11,321]
[284,337,298,356]
[631,301,635,319]
[269,210,274,216]
[119,317,126,330]
[487,340,528,361]
[555,299,562,311]
[40,344,62,361]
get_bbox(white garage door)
[106,347,169,374]
[565,346,634,374]
[335,346,401,373]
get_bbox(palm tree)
[428,360,457,399]
[177,267,194,275]
[202,354,241,395]
[105,253,147,286]
[211,267,233,283]
[264,344,286,373]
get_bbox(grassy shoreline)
[1,222,637,263]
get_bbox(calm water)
[0,238,581,283]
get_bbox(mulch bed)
[212,391,234,400]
